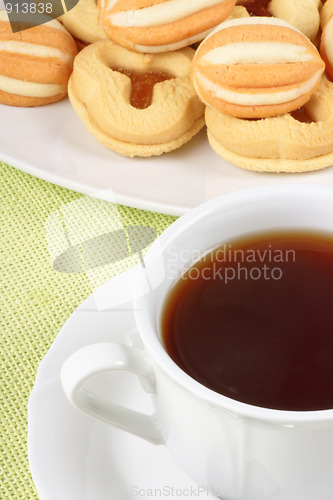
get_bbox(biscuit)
[205,75,333,172]
[193,17,325,119]
[236,0,321,41]
[68,40,205,157]
[321,0,333,29]
[60,0,107,44]
[98,0,236,53]
[0,11,77,107]
[321,13,333,81]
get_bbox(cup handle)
[60,342,164,445]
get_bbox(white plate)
[27,266,218,500]
[2,100,333,216]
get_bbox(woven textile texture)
[0,162,177,500]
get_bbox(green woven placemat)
[0,161,177,500]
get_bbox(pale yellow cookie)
[0,11,77,107]
[321,0,333,29]
[60,0,107,44]
[228,5,250,19]
[68,40,205,157]
[205,75,333,172]
[269,0,321,42]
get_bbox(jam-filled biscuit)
[98,0,236,53]
[320,13,333,81]
[60,0,107,44]
[236,0,321,41]
[193,17,325,119]
[68,40,205,157]
[205,75,333,172]
[0,12,77,107]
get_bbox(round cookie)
[98,0,236,53]
[205,75,333,172]
[320,12,333,81]
[192,17,325,119]
[68,40,205,157]
[60,0,107,44]
[321,0,333,29]
[0,11,78,107]
[236,0,321,41]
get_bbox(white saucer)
[28,267,217,500]
[3,98,333,216]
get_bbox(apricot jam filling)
[238,0,272,17]
[290,107,315,123]
[241,107,315,122]
[113,68,172,109]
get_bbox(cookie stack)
[1,0,333,169]
[190,1,333,172]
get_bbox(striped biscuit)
[193,17,325,119]
[320,14,333,82]
[98,0,236,53]
[0,11,78,107]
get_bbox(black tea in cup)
[161,231,333,411]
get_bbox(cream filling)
[134,27,213,53]
[0,74,65,97]
[201,42,313,65]
[195,69,323,106]
[0,40,74,64]
[109,0,226,28]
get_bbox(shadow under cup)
[134,184,333,416]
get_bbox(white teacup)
[61,185,333,500]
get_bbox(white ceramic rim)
[134,183,333,424]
